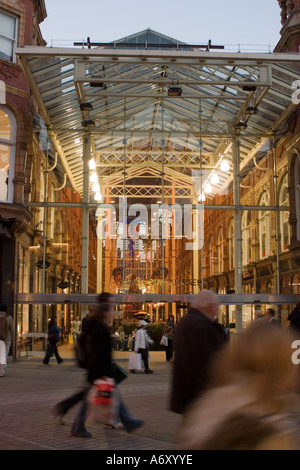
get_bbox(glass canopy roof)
[17,29,300,205]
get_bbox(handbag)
[128,352,142,370]
[111,362,128,384]
[87,378,119,425]
[160,335,168,347]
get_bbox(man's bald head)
[190,290,220,321]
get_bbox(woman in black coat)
[71,293,143,438]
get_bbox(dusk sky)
[40,0,282,51]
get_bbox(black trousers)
[56,388,87,415]
[43,342,62,364]
[138,348,150,372]
[166,338,174,361]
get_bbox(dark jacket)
[84,316,113,384]
[288,307,300,336]
[170,308,225,415]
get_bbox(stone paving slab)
[0,350,181,452]
[2,347,300,458]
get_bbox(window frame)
[0,106,16,203]
[0,10,18,62]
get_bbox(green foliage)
[147,322,166,350]
[122,323,137,336]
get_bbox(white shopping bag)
[128,352,142,370]
[0,340,6,365]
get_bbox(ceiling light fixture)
[168,86,182,96]
[235,121,248,132]
[94,192,102,201]
[89,172,98,183]
[89,158,96,170]
[220,160,230,172]
[82,120,95,128]
[245,106,258,115]
[204,183,212,194]
[211,173,219,185]
[80,102,93,111]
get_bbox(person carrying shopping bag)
[164,315,176,362]
[134,320,154,374]
[70,293,143,437]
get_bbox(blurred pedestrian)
[266,308,280,327]
[71,316,81,342]
[134,320,154,374]
[71,293,143,438]
[164,315,176,362]
[0,303,14,377]
[178,318,298,450]
[288,301,300,337]
[170,290,226,416]
[288,301,300,392]
[42,315,63,365]
[52,310,90,424]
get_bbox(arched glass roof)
[17,29,300,204]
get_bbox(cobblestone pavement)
[1,346,300,456]
[0,348,182,452]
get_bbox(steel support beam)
[15,292,300,306]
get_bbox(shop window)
[0,107,16,202]
[208,235,214,276]
[279,175,290,251]
[258,191,271,259]
[0,11,17,62]
[294,155,300,241]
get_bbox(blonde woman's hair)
[208,318,296,412]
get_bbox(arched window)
[217,227,223,274]
[208,235,214,276]
[294,154,300,241]
[0,107,16,202]
[279,175,290,251]
[242,211,251,265]
[258,191,271,259]
[228,218,235,270]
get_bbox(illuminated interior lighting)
[211,173,219,184]
[204,183,212,194]
[89,172,98,183]
[92,183,100,192]
[89,158,96,170]
[94,192,102,201]
[220,159,230,172]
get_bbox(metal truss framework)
[15,32,300,327]
[17,39,300,204]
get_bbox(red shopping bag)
[87,378,118,425]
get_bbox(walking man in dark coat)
[170,290,226,416]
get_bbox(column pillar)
[81,134,90,303]
[233,137,243,333]
[96,208,103,292]
[192,208,199,293]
